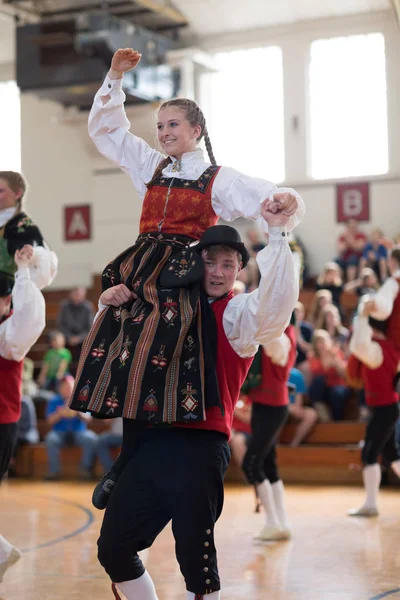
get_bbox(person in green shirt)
[37,331,72,391]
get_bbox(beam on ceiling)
[132,0,187,25]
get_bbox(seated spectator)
[57,287,94,370]
[37,330,72,391]
[315,262,344,312]
[287,368,318,446]
[308,330,350,421]
[44,375,97,480]
[336,218,367,281]
[359,228,388,282]
[22,356,38,398]
[344,267,379,297]
[230,396,252,467]
[96,418,123,474]
[294,300,313,366]
[309,289,333,328]
[317,304,350,354]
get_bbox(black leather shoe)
[92,471,118,510]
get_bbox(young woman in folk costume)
[0,171,58,291]
[68,48,305,497]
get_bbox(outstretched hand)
[261,193,298,227]
[100,284,137,307]
[110,48,142,75]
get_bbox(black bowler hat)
[0,271,13,298]
[195,225,250,267]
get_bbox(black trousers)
[362,403,400,465]
[0,422,18,482]
[242,403,288,485]
[97,427,230,595]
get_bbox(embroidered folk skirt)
[69,232,208,423]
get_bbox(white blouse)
[88,75,305,233]
[0,207,58,290]
[0,266,46,362]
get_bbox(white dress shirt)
[0,207,58,290]
[88,75,305,233]
[349,316,383,370]
[370,269,400,321]
[97,226,298,359]
[0,266,46,362]
[263,333,292,367]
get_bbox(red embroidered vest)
[182,291,254,438]
[139,165,220,240]
[249,325,297,407]
[347,338,400,407]
[0,312,24,424]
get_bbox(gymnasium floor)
[0,482,399,600]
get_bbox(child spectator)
[344,267,379,297]
[359,229,388,283]
[336,218,367,281]
[317,304,350,354]
[37,331,72,391]
[96,418,123,474]
[308,330,350,421]
[44,375,97,480]
[309,289,333,328]
[316,262,344,312]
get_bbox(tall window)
[201,47,285,182]
[309,33,388,179]
[0,81,21,171]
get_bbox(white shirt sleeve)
[223,227,298,358]
[28,245,58,290]
[0,267,46,362]
[263,333,292,367]
[370,277,400,321]
[88,75,164,199]
[349,316,383,369]
[212,167,305,233]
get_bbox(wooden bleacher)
[16,420,366,484]
[21,282,363,483]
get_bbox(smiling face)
[202,246,242,298]
[157,107,202,159]
[0,178,21,211]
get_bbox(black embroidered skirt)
[69,232,210,423]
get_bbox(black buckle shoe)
[92,471,118,510]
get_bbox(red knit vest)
[139,166,220,240]
[249,325,297,407]
[0,354,23,424]
[387,277,400,350]
[183,291,254,438]
[347,338,400,407]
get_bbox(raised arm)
[88,49,164,199]
[212,166,305,232]
[223,199,300,357]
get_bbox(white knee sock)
[116,571,159,600]
[187,592,221,599]
[362,464,381,509]
[0,535,22,583]
[271,480,289,529]
[391,459,400,479]
[256,480,280,528]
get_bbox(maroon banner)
[64,205,91,241]
[336,182,369,223]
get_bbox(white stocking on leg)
[271,480,289,530]
[390,459,400,479]
[115,571,159,600]
[256,480,280,528]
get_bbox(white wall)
[1,10,400,287]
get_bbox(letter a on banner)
[64,205,91,241]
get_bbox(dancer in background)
[0,245,46,581]
[347,296,400,516]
